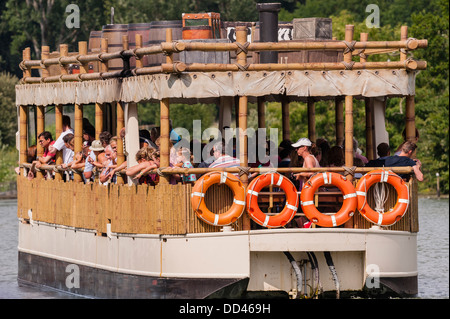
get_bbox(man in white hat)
[291,137,320,185]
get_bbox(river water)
[0,198,448,299]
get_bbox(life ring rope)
[355,169,409,226]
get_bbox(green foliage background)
[0,0,448,194]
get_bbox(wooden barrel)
[88,31,102,53]
[128,23,152,68]
[101,24,128,71]
[182,26,213,40]
[147,20,183,66]
[88,31,102,72]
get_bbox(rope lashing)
[342,166,357,177]
[235,63,250,71]
[343,40,357,54]
[156,167,167,177]
[341,61,355,70]
[235,42,250,55]
[238,166,251,177]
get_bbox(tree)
[0,72,19,146]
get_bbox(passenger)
[316,138,330,167]
[136,150,161,185]
[384,141,423,181]
[150,127,160,146]
[327,145,344,167]
[84,131,111,181]
[353,137,368,164]
[291,138,320,187]
[395,128,419,156]
[105,137,128,181]
[176,147,197,184]
[209,140,241,170]
[27,131,56,180]
[82,118,95,146]
[86,140,105,172]
[27,145,37,163]
[99,144,117,185]
[48,115,74,166]
[126,146,159,185]
[34,131,56,168]
[366,143,391,167]
[139,129,158,149]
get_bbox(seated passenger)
[366,143,391,167]
[28,131,56,180]
[126,146,159,185]
[384,141,423,181]
[99,145,117,185]
[209,140,240,169]
[176,147,197,184]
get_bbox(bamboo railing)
[19,25,427,84]
[16,172,419,235]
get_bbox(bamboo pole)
[335,97,344,147]
[257,97,266,129]
[360,33,375,161]
[307,98,315,142]
[54,104,64,180]
[101,38,109,73]
[95,103,104,140]
[236,26,251,230]
[19,105,28,175]
[78,41,88,74]
[36,104,45,180]
[400,26,408,62]
[401,27,417,144]
[165,29,174,64]
[281,98,290,141]
[159,98,170,184]
[135,34,144,69]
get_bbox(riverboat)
[15,4,427,299]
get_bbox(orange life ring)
[191,171,246,226]
[246,172,298,228]
[300,172,357,227]
[355,169,409,226]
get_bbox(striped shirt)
[209,155,240,169]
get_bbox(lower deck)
[17,217,418,298]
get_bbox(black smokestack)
[257,2,281,63]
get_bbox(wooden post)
[19,105,28,176]
[236,25,251,230]
[344,25,355,229]
[307,98,315,142]
[74,103,83,182]
[101,38,109,73]
[95,103,104,140]
[36,104,45,180]
[116,101,125,184]
[360,33,375,160]
[335,98,344,147]
[41,46,50,78]
[365,98,375,160]
[135,34,144,69]
[166,28,173,64]
[159,98,171,184]
[400,27,417,144]
[54,104,64,180]
[281,98,290,141]
[59,44,68,75]
[257,97,266,129]
[78,41,88,74]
